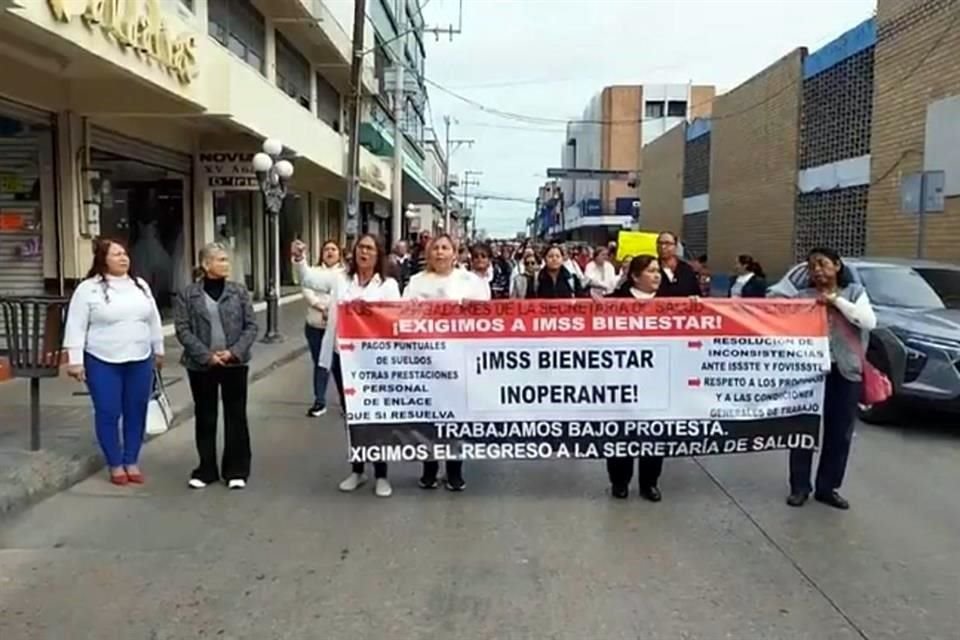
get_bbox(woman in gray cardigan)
[174,242,258,490]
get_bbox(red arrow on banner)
[687,340,703,349]
[344,388,357,396]
[340,342,356,352]
[687,378,702,388]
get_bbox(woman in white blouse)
[606,255,666,502]
[302,240,343,417]
[63,238,164,486]
[584,245,619,294]
[404,234,490,492]
[291,235,401,498]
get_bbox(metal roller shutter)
[90,126,192,173]
[0,99,51,351]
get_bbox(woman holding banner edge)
[605,255,667,501]
[768,247,876,510]
[291,235,401,498]
[404,233,491,492]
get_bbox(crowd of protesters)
[62,225,875,514]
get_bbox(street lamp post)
[252,138,295,344]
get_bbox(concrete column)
[55,111,82,282]
[310,64,319,117]
[265,18,277,84]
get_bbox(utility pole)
[344,0,367,248]
[442,115,474,232]
[462,170,482,240]
[390,8,406,248]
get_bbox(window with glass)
[212,191,255,292]
[667,101,688,117]
[645,101,665,118]
[276,33,311,110]
[208,0,266,74]
[374,36,388,95]
[316,73,341,131]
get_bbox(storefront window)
[92,150,189,313]
[0,108,52,349]
[213,191,255,291]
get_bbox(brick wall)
[709,49,805,277]
[690,85,717,119]
[638,123,685,234]
[868,0,960,260]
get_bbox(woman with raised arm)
[605,255,667,502]
[302,240,344,417]
[291,234,401,498]
[404,234,490,491]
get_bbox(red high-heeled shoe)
[125,470,145,484]
[109,472,129,486]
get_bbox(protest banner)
[336,298,830,463]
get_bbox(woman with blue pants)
[64,238,164,485]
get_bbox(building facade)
[357,0,443,245]
[635,0,960,279]
[0,0,396,317]
[869,0,960,261]
[542,83,715,244]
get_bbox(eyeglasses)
[657,240,675,247]
[356,243,377,253]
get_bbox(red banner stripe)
[336,299,827,340]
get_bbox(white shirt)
[629,288,656,300]
[403,269,491,302]
[63,275,164,366]
[730,273,754,298]
[584,260,619,294]
[302,263,343,328]
[295,261,401,368]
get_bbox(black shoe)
[611,484,629,500]
[418,475,439,490]
[639,485,662,502]
[814,491,850,510]
[306,402,327,417]
[444,474,466,492]
[786,492,809,507]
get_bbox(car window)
[787,265,808,289]
[858,266,946,309]
[915,268,960,309]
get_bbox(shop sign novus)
[47,0,198,84]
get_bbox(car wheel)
[858,399,899,425]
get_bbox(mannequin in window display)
[130,217,172,304]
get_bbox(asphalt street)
[0,354,957,640]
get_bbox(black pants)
[421,460,463,482]
[304,324,330,406]
[790,367,860,495]
[332,353,388,479]
[606,456,663,488]
[188,366,251,483]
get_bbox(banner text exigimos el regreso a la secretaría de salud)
[336,298,830,463]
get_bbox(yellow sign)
[616,231,659,262]
[47,0,197,84]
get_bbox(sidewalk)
[0,300,311,518]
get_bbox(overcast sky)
[420,0,876,237]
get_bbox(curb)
[0,345,309,521]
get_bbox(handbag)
[836,308,892,405]
[145,369,173,436]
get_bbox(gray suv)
[774,257,960,423]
